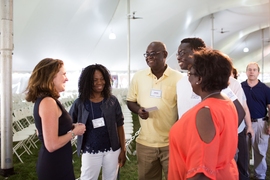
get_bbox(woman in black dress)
[25,58,86,180]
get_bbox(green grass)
[0,113,140,180]
[1,113,270,180]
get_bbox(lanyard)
[90,99,103,119]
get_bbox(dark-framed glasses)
[143,51,163,58]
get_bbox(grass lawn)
[1,112,270,180]
[0,113,140,180]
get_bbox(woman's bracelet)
[68,130,76,140]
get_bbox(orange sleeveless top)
[169,98,239,180]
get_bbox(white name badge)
[92,117,105,128]
[150,89,162,98]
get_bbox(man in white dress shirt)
[176,37,253,180]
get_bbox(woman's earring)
[196,82,199,84]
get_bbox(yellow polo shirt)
[127,66,182,147]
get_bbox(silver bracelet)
[68,130,75,139]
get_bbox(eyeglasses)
[187,71,197,77]
[176,49,192,57]
[143,51,163,58]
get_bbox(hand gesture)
[138,108,149,120]
[73,123,86,136]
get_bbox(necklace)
[202,91,220,101]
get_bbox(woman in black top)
[25,58,86,180]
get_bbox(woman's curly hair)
[78,64,112,101]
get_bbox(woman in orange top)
[169,49,239,180]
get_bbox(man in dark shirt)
[241,62,270,180]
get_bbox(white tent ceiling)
[10,0,270,76]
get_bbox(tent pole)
[127,0,130,87]
[261,29,264,82]
[0,0,14,177]
[210,13,214,49]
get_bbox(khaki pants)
[136,142,169,180]
[248,120,269,179]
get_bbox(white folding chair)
[13,109,37,150]
[13,131,32,163]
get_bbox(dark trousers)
[237,128,249,180]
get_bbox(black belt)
[251,117,269,122]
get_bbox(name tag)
[92,117,105,128]
[150,89,162,98]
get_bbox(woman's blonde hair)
[25,58,64,103]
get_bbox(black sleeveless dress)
[34,97,75,180]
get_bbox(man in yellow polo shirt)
[126,41,182,180]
